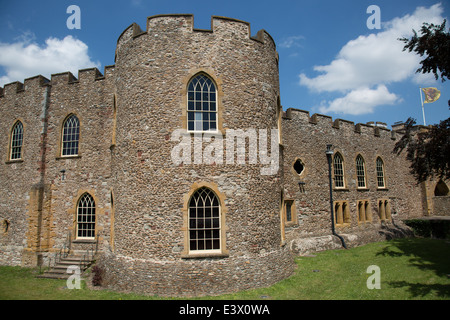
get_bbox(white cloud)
[318,85,401,115]
[279,35,304,49]
[299,3,445,115]
[0,34,100,87]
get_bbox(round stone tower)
[102,14,295,296]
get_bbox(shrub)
[405,219,450,239]
[91,265,104,286]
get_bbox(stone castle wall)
[282,108,426,253]
[0,14,447,296]
[107,14,294,296]
[0,67,116,266]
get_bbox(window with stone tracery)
[356,155,366,188]
[10,121,23,160]
[77,193,96,239]
[188,187,221,252]
[62,114,80,156]
[187,73,217,132]
[333,153,345,188]
[376,157,386,188]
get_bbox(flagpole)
[420,87,426,126]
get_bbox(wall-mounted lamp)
[298,181,306,193]
[60,169,66,181]
[326,144,334,156]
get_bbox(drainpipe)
[326,144,347,249]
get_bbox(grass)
[0,238,449,300]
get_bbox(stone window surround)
[76,192,96,240]
[283,199,298,226]
[180,68,224,134]
[333,151,346,189]
[334,200,350,227]
[186,73,218,132]
[357,199,372,224]
[378,198,392,222]
[10,120,24,160]
[55,112,82,159]
[5,118,26,164]
[375,156,387,189]
[355,154,367,189]
[66,189,102,243]
[181,181,229,259]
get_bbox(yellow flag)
[421,87,441,104]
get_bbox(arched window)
[376,157,385,188]
[356,155,366,188]
[188,187,221,252]
[187,73,217,132]
[62,114,80,156]
[10,121,23,160]
[77,193,96,239]
[434,180,449,196]
[333,153,345,188]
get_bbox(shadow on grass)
[388,281,450,298]
[377,238,450,298]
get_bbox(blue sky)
[0,0,449,127]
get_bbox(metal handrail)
[78,233,100,271]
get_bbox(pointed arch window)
[188,187,221,252]
[376,157,386,188]
[356,155,366,188]
[434,180,449,196]
[62,114,80,156]
[187,73,217,132]
[10,121,24,160]
[77,193,96,239]
[333,153,345,188]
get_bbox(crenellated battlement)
[0,65,115,98]
[0,75,50,97]
[116,14,275,60]
[284,107,399,140]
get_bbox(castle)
[0,14,448,297]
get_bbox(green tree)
[394,20,450,183]
[400,19,450,83]
[393,117,450,182]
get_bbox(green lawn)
[1,238,449,300]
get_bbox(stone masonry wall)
[0,76,51,266]
[0,13,442,297]
[107,14,295,296]
[0,67,115,267]
[42,67,115,257]
[282,108,424,252]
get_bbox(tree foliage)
[399,19,450,82]
[394,117,450,183]
[395,20,449,183]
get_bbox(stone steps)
[37,255,93,280]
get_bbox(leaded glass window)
[333,153,345,188]
[356,155,366,188]
[77,193,96,239]
[62,114,80,156]
[376,157,385,188]
[10,121,23,160]
[187,74,217,132]
[188,187,221,252]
